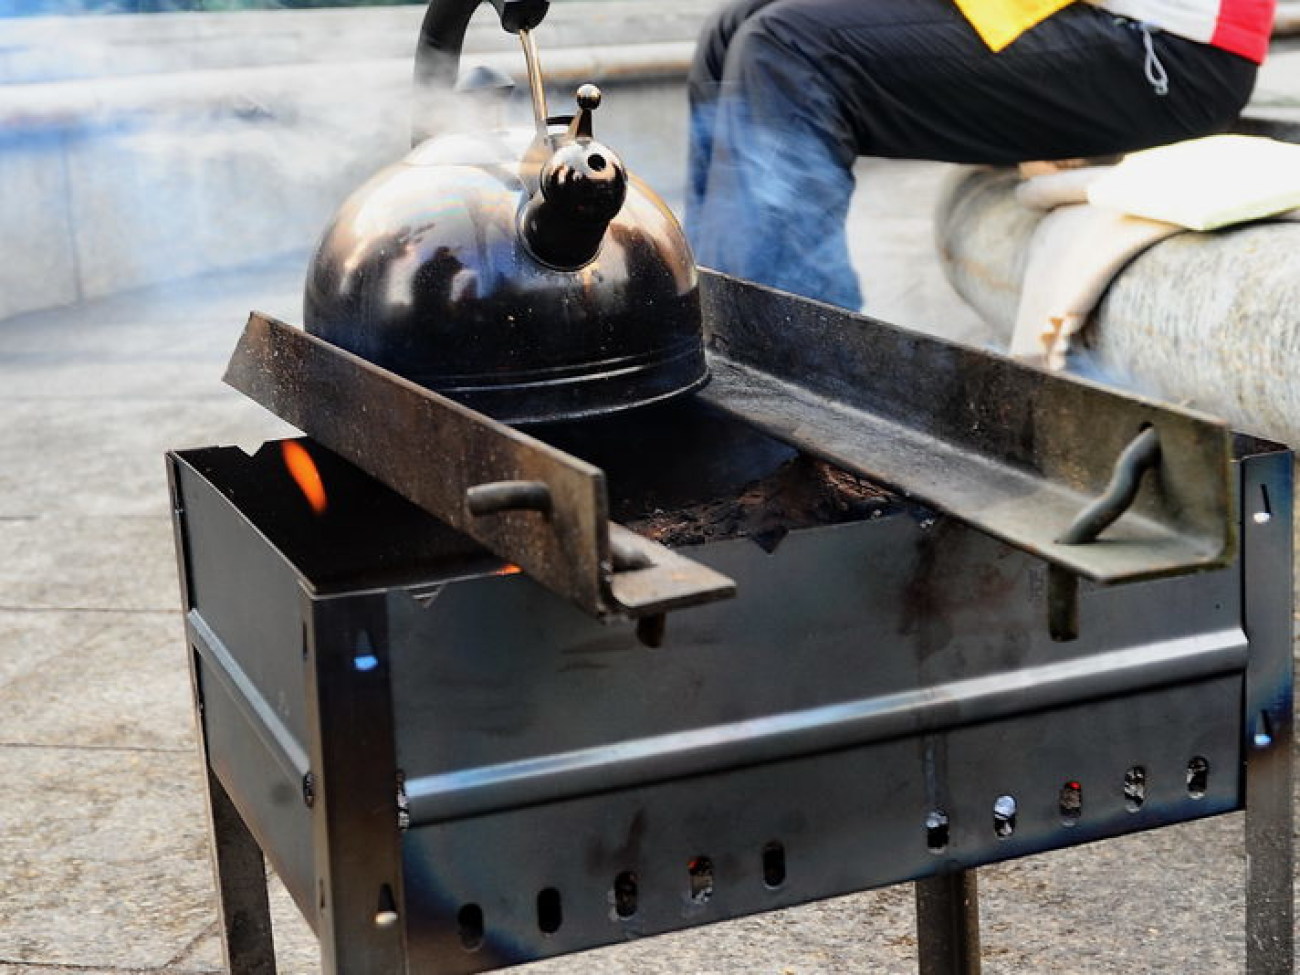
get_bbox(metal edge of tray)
[223,313,735,620]
[696,270,1236,584]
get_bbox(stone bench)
[934,95,1300,449]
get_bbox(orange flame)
[281,440,328,515]
[495,563,522,576]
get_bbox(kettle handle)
[413,0,550,145]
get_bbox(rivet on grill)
[1253,710,1275,749]
[354,629,380,673]
[613,871,638,919]
[1123,765,1147,812]
[374,883,399,928]
[992,795,1017,838]
[688,856,714,904]
[1059,781,1083,826]
[1254,483,1273,525]
[457,903,485,951]
[925,810,950,853]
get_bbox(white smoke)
[0,6,540,320]
[0,3,704,321]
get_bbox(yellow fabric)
[952,0,1078,51]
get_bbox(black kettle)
[303,0,707,425]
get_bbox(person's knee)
[739,1,826,60]
[708,0,787,44]
[694,0,782,87]
[720,3,856,159]
[721,1,836,97]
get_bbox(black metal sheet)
[696,270,1236,583]
[398,675,1244,973]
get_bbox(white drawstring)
[1140,24,1170,96]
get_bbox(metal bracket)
[223,313,735,620]
[696,271,1236,584]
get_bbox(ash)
[626,454,896,552]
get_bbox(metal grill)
[169,274,1294,974]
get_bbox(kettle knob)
[520,86,629,270]
[569,84,601,139]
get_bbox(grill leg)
[304,595,407,975]
[208,768,278,975]
[1241,450,1295,975]
[915,869,982,975]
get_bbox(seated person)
[686,0,1275,310]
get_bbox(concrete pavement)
[0,159,1292,974]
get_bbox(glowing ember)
[496,563,523,576]
[280,440,328,515]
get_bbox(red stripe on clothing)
[1210,0,1276,62]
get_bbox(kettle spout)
[519,85,629,270]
